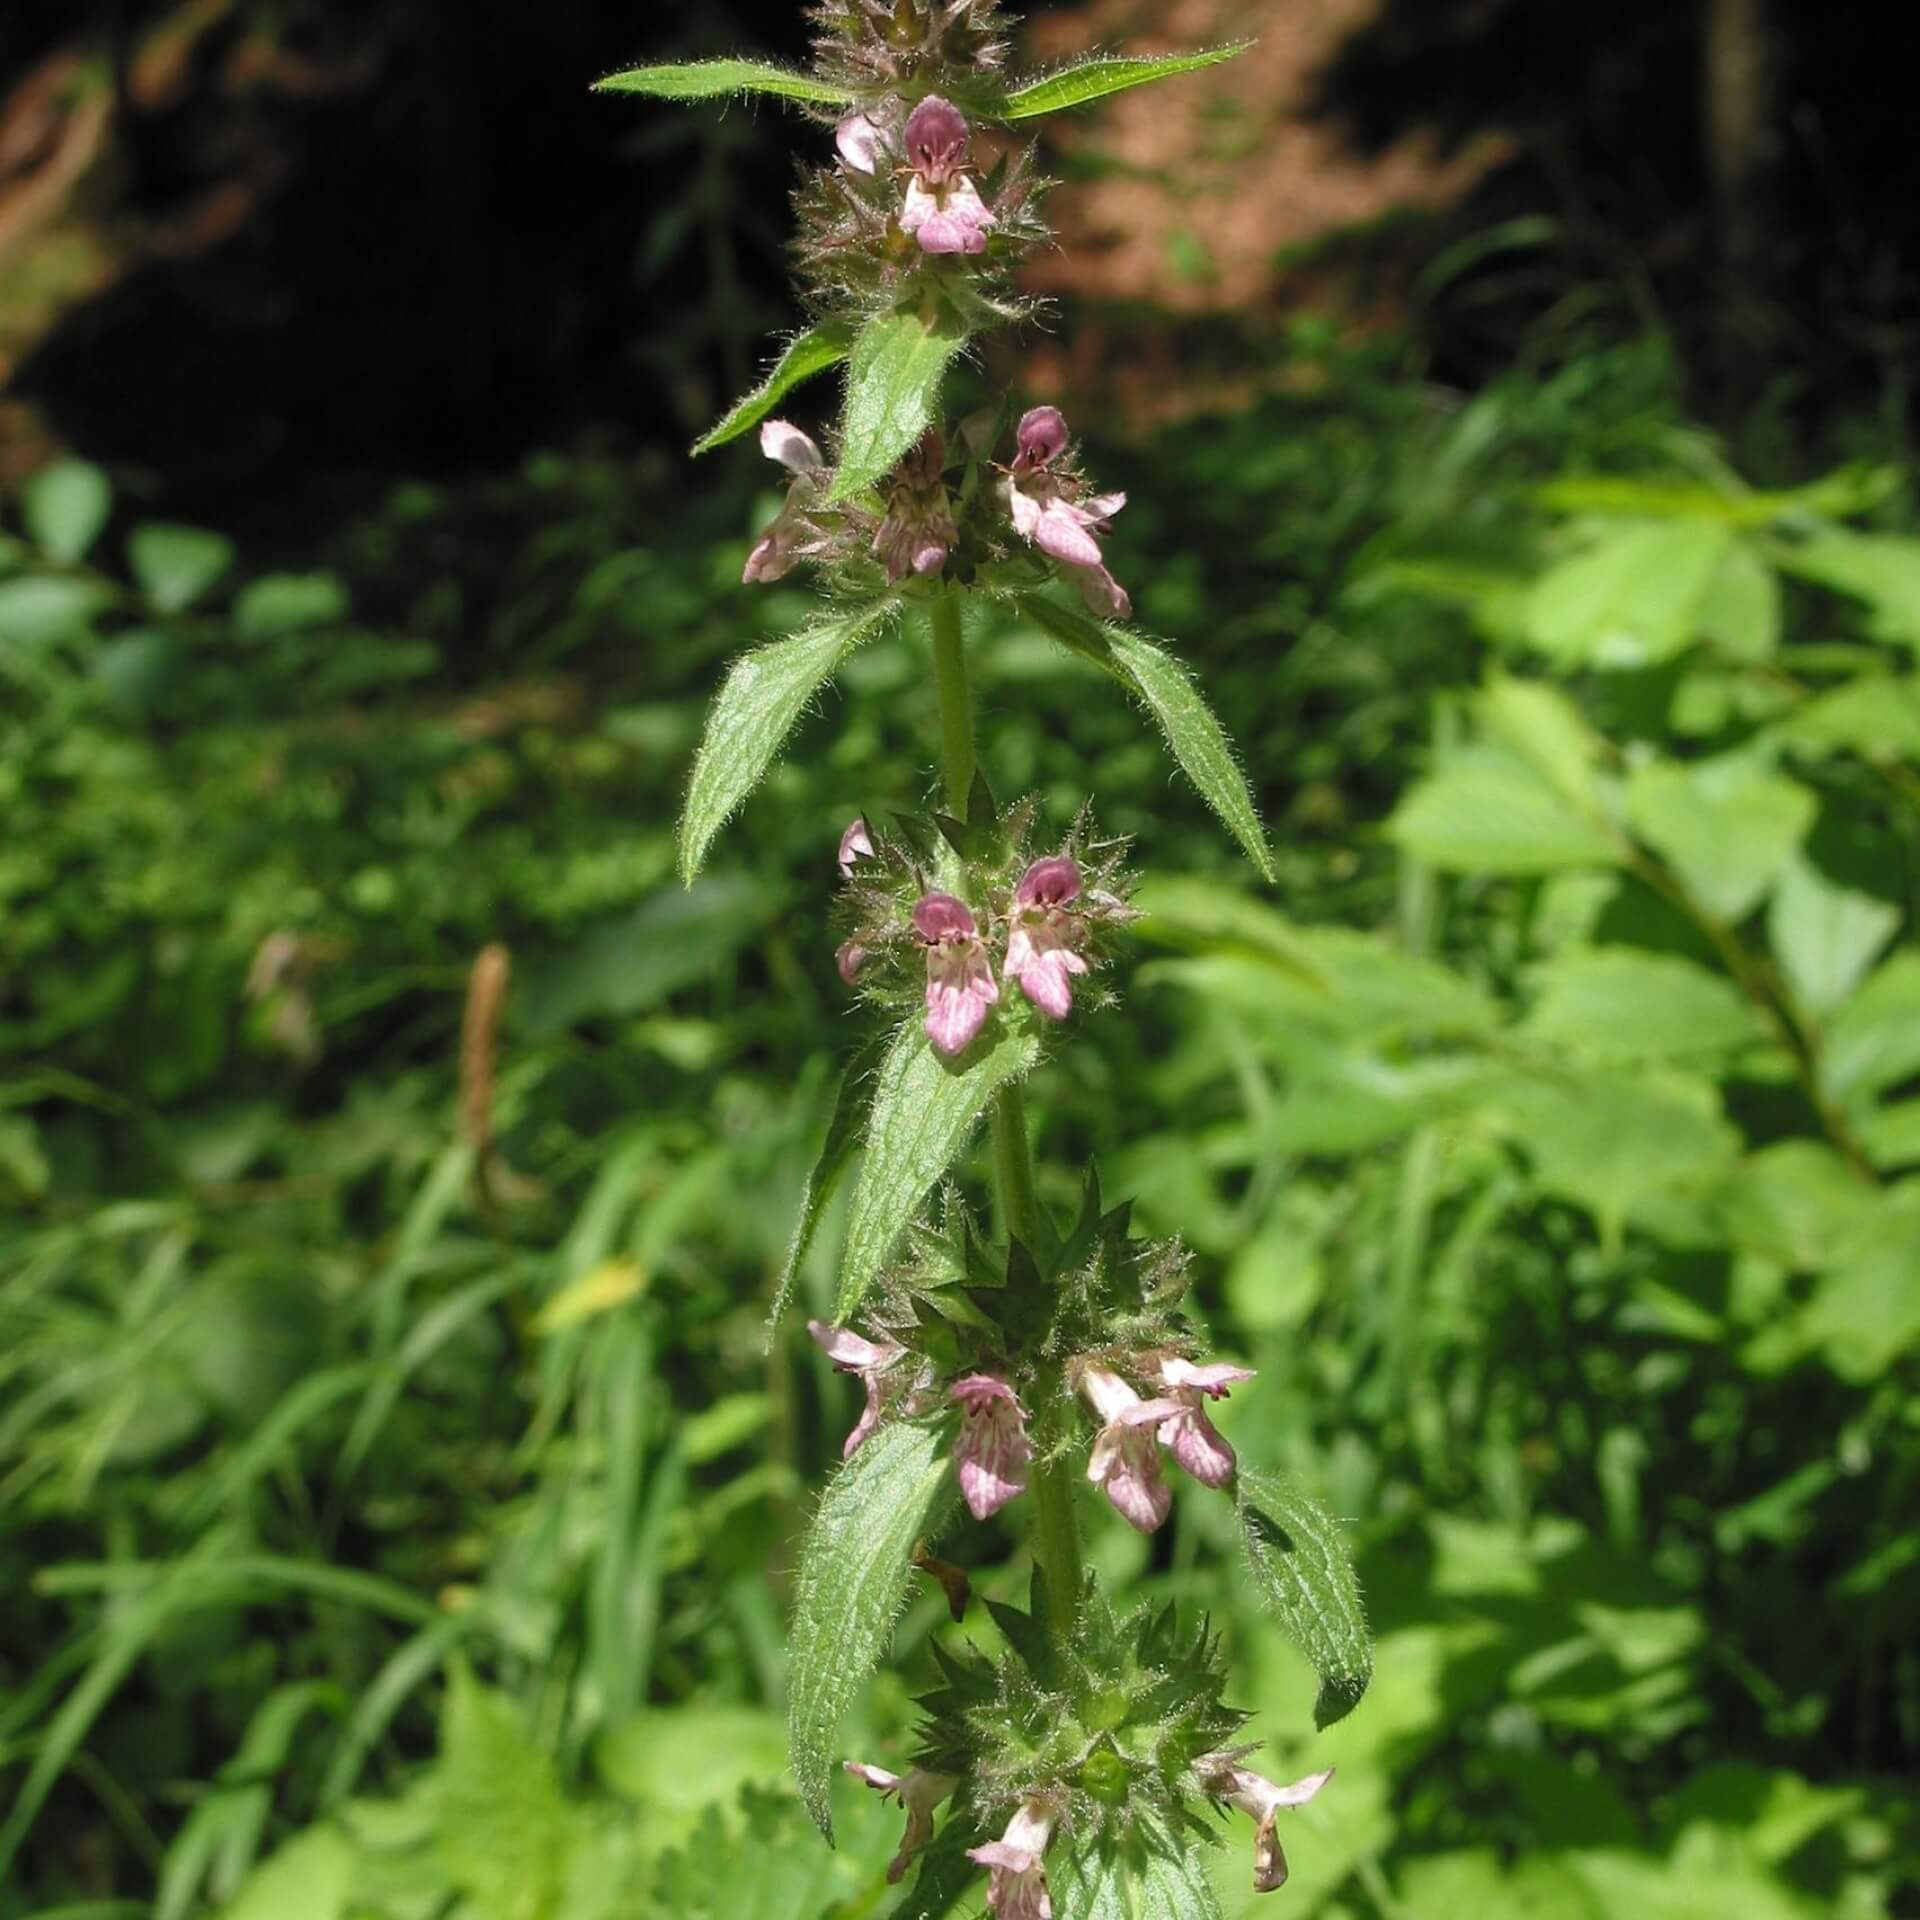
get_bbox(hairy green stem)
[929,590,975,813]
[927,592,1083,1640]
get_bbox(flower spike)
[899,95,997,256]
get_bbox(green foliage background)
[3,324,1919,1918]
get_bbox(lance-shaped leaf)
[834,1017,1042,1323]
[694,325,855,457]
[593,60,852,106]
[679,599,899,881]
[828,309,967,505]
[988,44,1251,121]
[1236,1472,1372,1729]
[1020,593,1274,881]
[767,1030,889,1338]
[789,1418,954,1837]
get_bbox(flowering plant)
[601,7,1372,1911]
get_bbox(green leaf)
[592,60,851,105]
[1020,594,1273,879]
[1525,522,1732,669]
[128,523,236,613]
[1777,674,1920,763]
[1049,1828,1131,1920]
[1766,858,1899,1017]
[1478,672,1606,810]
[436,1664,580,1920]
[1135,1842,1226,1920]
[989,44,1251,120]
[1236,1472,1373,1729]
[0,576,113,653]
[1519,948,1765,1063]
[1388,757,1621,875]
[693,326,855,456]
[233,572,350,639]
[1697,541,1781,660]
[769,1033,889,1335]
[1774,527,1920,649]
[678,599,899,881]
[216,1826,355,1920]
[828,309,966,504]
[834,1016,1042,1323]
[24,458,112,564]
[788,1419,954,1837]
[1625,758,1815,922]
[1824,952,1920,1105]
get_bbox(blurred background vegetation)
[2,2,1917,1916]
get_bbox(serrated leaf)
[128,523,236,613]
[1519,948,1765,1063]
[1050,1827,1130,1920]
[828,310,966,504]
[989,44,1251,120]
[679,599,899,880]
[1019,594,1273,880]
[1524,522,1731,668]
[768,1031,890,1336]
[24,458,112,564]
[593,60,852,105]
[789,1419,954,1837]
[694,326,855,456]
[834,1017,1041,1322]
[1136,1843,1225,1920]
[1236,1472,1372,1729]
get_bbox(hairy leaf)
[1049,1827,1130,1920]
[834,1017,1042,1323]
[829,310,966,504]
[789,1419,953,1837]
[593,60,851,105]
[1136,1844,1225,1920]
[693,326,855,456]
[1019,594,1274,880]
[679,599,899,881]
[768,1031,889,1336]
[1236,1472,1372,1729]
[990,45,1251,121]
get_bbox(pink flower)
[1077,1363,1183,1533]
[968,1799,1055,1919]
[1202,1760,1335,1894]
[835,108,887,176]
[1004,856,1090,1020]
[950,1374,1032,1520]
[835,939,866,986]
[743,420,827,584]
[808,1320,907,1458]
[873,429,958,583]
[898,95,996,256]
[838,816,875,878]
[914,891,998,1057]
[1005,407,1130,619]
[1144,1354,1254,1489]
[844,1763,958,1884]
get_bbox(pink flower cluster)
[914,855,1092,1057]
[1006,406,1130,619]
[808,1324,1252,1536]
[843,1760,1331,1911]
[838,94,997,256]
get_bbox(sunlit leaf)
[1236,1472,1373,1728]
[1625,758,1814,922]
[128,524,236,613]
[988,44,1250,121]
[593,60,852,105]
[1020,594,1274,880]
[834,1016,1041,1323]
[693,326,855,456]
[1519,948,1765,1063]
[789,1419,954,1837]
[1389,758,1621,875]
[828,309,967,504]
[1766,858,1898,1017]
[1525,522,1731,669]
[24,459,112,565]
[679,599,899,880]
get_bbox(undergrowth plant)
[602,7,1374,1913]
